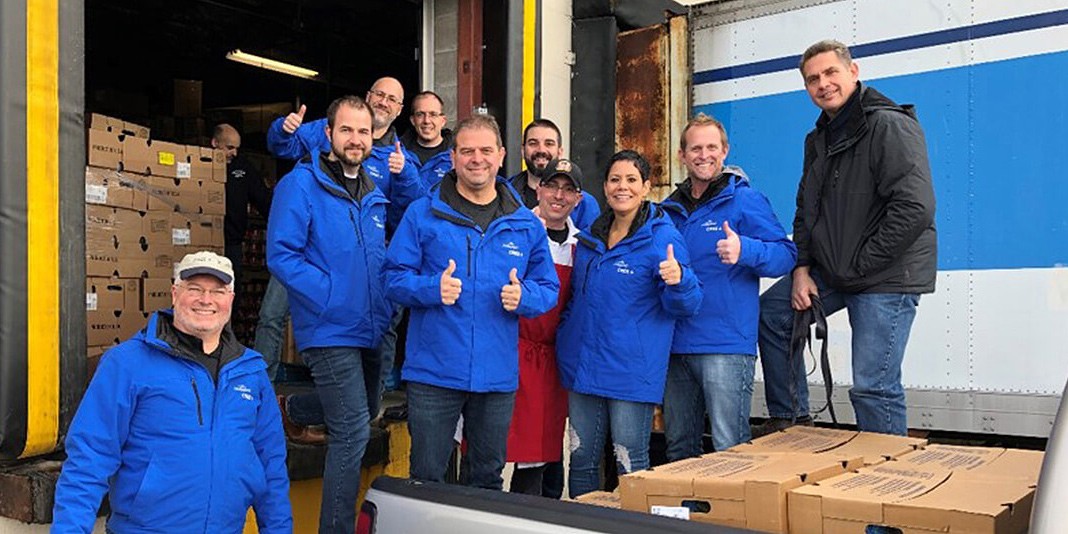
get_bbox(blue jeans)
[407,381,515,490]
[567,391,654,498]
[376,305,404,391]
[758,272,920,435]
[663,353,756,458]
[294,347,380,534]
[253,276,289,382]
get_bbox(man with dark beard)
[509,119,600,230]
[267,95,392,534]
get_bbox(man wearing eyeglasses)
[400,90,454,189]
[53,251,292,533]
[267,76,424,234]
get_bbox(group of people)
[52,39,936,534]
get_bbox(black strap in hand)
[788,294,838,426]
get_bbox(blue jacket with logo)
[400,128,455,190]
[661,168,797,356]
[267,154,392,351]
[557,203,703,404]
[384,173,560,392]
[52,311,291,534]
[508,170,602,230]
[266,116,425,232]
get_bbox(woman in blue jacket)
[557,150,703,497]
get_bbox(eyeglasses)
[180,283,232,299]
[367,89,402,106]
[540,182,578,194]
[412,111,443,120]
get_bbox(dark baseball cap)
[539,158,583,190]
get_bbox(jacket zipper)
[190,377,204,426]
[466,235,473,276]
[348,203,377,328]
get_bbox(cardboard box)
[574,491,620,509]
[86,277,127,311]
[170,213,222,247]
[143,175,198,213]
[141,210,172,243]
[184,146,219,181]
[730,426,927,467]
[122,137,184,177]
[789,460,1036,534]
[896,445,1044,483]
[87,308,140,346]
[85,167,148,210]
[619,451,863,533]
[87,129,123,170]
[199,179,226,215]
[141,278,172,312]
[85,205,144,255]
[89,113,149,139]
[211,148,227,182]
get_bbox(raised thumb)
[444,259,457,276]
[509,267,520,285]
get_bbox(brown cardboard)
[199,179,226,215]
[85,205,143,256]
[896,445,1044,484]
[89,113,149,139]
[211,148,228,182]
[87,129,123,170]
[883,476,1034,534]
[92,242,175,279]
[141,278,173,312]
[184,146,218,181]
[731,426,927,467]
[86,309,124,346]
[619,451,862,533]
[141,210,172,243]
[85,167,148,210]
[574,491,620,509]
[144,175,198,213]
[169,213,220,247]
[122,137,184,177]
[85,278,126,311]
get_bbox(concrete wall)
[541,0,574,156]
[425,0,459,127]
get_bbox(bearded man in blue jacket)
[52,252,291,533]
[267,95,393,534]
[661,115,797,457]
[384,114,559,490]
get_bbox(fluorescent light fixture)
[225,49,319,80]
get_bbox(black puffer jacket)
[793,83,937,294]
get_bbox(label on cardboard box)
[86,184,108,204]
[172,228,191,245]
[651,506,690,520]
[86,292,98,311]
[177,161,191,179]
[158,151,176,166]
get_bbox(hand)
[282,104,306,134]
[531,206,547,227]
[716,221,741,264]
[500,268,523,312]
[389,141,405,174]
[659,244,682,286]
[791,266,819,311]
[440,259,462,305]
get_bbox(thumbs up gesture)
[283,104,306,134]
[500,268,523,312]
[440,259,462,305]
[659,244,682,286]
[388,141,405,174]
[716,221,741,264]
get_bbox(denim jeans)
[287,347,383,429]
[407,381,515,490]
[376,305,404,391]
[758,271,920,435]
[296,346,380,534]
[663,353,756,459]
[253,276,289,382]
[567,391,654,498]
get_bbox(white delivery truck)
[686,0,1068,437]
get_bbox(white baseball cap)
[174,251,234,284]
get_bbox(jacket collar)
[664,166,749,216]
[430,170,523,227]
[141,309,251,372]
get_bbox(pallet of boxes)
[85,113,226,377]
[610,426,1042,534]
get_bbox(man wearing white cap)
[53,251,292,533]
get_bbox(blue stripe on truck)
[694,8,1068,85]
[694,51,1068,271]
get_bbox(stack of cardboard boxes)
[611,426,1042,534]
[85,113,227,373]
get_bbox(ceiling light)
[225,49,318,80]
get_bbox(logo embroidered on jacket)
[614,260,634,275]
[702,219,722,232]
[372,214,385,229]
[232,169,246,180]
[503,241,523,257]
[234,384,254,401]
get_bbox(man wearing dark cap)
[53,251,292,533]
[507,158,583,495]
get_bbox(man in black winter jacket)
[757,40,936,436]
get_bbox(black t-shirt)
[224,155,271,245]
[547,226,570,245]
[454,193,503,232]
[407,140,448,166]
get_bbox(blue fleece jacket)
[266,116,425,232]
[557,203,703,404]
[384,173,560,392]
[661,168,797,356]
[51,311,291,534]
[266,154,392,351]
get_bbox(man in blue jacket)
[267,95,393,534]
[509,119,600,229]
[52,251,291,533]
[400,90,454,189]
[384,114,560,490]
[267,76,425,233]
[661,115,797,457]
